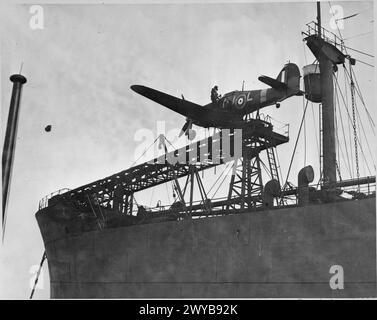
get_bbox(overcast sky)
[0,0,374,299]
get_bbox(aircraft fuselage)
[195,87,289,128]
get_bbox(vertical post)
[2,74,27,234]
[316,1,321,37]
[189,168,194,213]
[317,2,337,185]
[320,55,336,185]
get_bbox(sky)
[0,0,375,299]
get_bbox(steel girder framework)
[54,119,289,212]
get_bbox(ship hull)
[36,197,376,298]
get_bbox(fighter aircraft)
[131,63,302,138]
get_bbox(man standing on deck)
[211,85,221,104]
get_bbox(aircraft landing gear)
[276,103,281,108]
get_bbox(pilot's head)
[214,85,218,90]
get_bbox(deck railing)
[38,188,71,210]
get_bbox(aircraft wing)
[258,76,288,90]
[131,85,211,119]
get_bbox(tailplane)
[258,63,302,96]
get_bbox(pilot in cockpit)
[211,85,221,104]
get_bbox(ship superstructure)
[33,2,376,298]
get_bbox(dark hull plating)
[36,197,376,298]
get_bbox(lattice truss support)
[226,155,264,210]
[226,141,281,211]
[55,120,288,215]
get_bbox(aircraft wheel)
[276,103,281,108]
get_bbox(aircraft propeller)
[179,118,192,137]
[179,118,196,140]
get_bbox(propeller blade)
[179,121,190,137]
[179,119,192,137]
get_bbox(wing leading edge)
[131,85,211,119]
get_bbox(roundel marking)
[235,94,246,109]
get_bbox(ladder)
[266,146,280,184]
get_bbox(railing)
[304,21,346,54]
[38,188,71,210]
[133,176,376,219]
[260,113,289,138]
[142,196,228,215]
[335,177,376,198]
[37,175,375,233]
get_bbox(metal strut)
[86,194,105,230]
[226,152,264,211]
[54,121,289,217]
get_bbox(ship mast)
[317,2,337,185]
[316,2,321,38]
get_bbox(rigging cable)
[328,2,345,41]
[343,45,374,58]
[334,75,373,176]
[353,59,374,68]
[161,136,181,205]
[343,66,375,131]
[344,31,373,41]
[303,96,307,166]
[260,158,272,180]
[342,65,376,169]
[354,102,376,171]
[327,2,368,178]
[321,8,372,24]
[283,99,310,189]
[302,41,320,167]
[333,74,342,181]
[349,61,360,182]
[131,136,159,167]
[328,1,374,69]
[328,1,374,179]
[311,104,320,165]
[334,74,353,177]
[342,45,374,58]
[342,64,354,176]
[129,136,161,211]
[207,161,231,196]
[210,162,234,199]
[275,146,284,186]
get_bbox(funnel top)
[10,74,27,84]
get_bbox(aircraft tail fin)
[276,62,301,94]
[258,63,301,94]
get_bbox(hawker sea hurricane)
[131,62,303,137]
